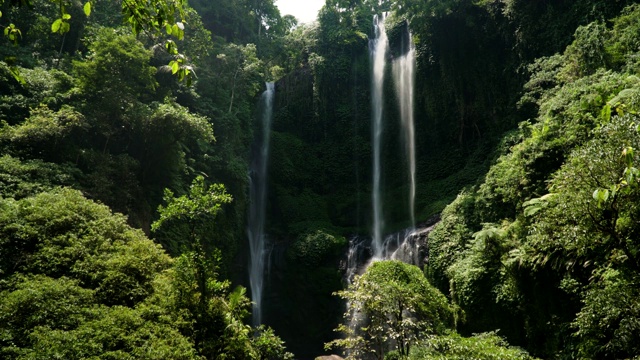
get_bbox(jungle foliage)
[0,188,292,359]
[2,0,640,359]
[265,1,640,354]
[0,0,297,357]
[265,0,639,239]
[328,260,453,360]
[328,260,537,360]
[424,3,640,359]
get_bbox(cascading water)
[343,19,423,353]
[348,17,421,282]
[392,28,416,229]
[370,14,389,259]
[345,236,369,285]
[248,82,274,326]
[343,19,391,340]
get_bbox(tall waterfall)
[344,19,423,350]
[248,82,274,326]
[392,27,416,228]
[370,14,389,259]
[347,17,419,283]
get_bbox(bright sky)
[275,0,325,24]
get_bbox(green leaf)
[592,189,610,206]
[524,204,542,217]
[83,2,91,16]
[624,167,639,186]
[522,194,555,217]
[165,40,178,55]
[170,61,179,74]
[62,13,71,20]
[51,19,62,33]
[170,23,184,40]
[601,104,612,123]
[622,146,634,167]
[8,66,25,85]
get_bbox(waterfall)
[342,19,424,355]
[248,82,275,326]
[347,17,421,282]
[370,14,389,259]
[345,236,368,285]
[392,26,416,228]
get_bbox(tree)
[151,176,241,357]
[253,325,295,360]
[522,113,640,358]
[73,28,158,128]
[0,104,86,163]
[151,176,293,359]
[327,260,453,360]
[152,175,232,252]
[0,155,80,199]
[0,179,292,359]
[406,331,537,360]
[212,43,263,114]
[0,188,199,359]
[1,0,193,83]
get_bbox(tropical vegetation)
[2,0,640,359]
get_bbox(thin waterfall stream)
[248,82,275,327]
[346,16,420,291]
[392,28,416,229]
[370,14,389,259]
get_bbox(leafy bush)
[424,5,640,357]
[0,186,293,359]
[0,104,87,162]
[287,230,347,267]
[329,261,453,359]
[409,332,537,360]
[0,155,80,199]
[425,191,476,293]
[521,114,640,358]
[0,188,199,358]
[0,188,172,305]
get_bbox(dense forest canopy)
[1,0,640,359]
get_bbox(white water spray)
[392,29,416,228]
[248,82,274,326]
[345,19,422,354]
[370,14,389,259]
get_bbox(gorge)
[1,0,640,359]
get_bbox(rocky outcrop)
[391,216,440,269]
[341,214,441,282]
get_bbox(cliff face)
[264,66,360,358]
[268,53,372,237]
[255,10,520,359]
[250,1,639,358]
[265,15,515,241]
